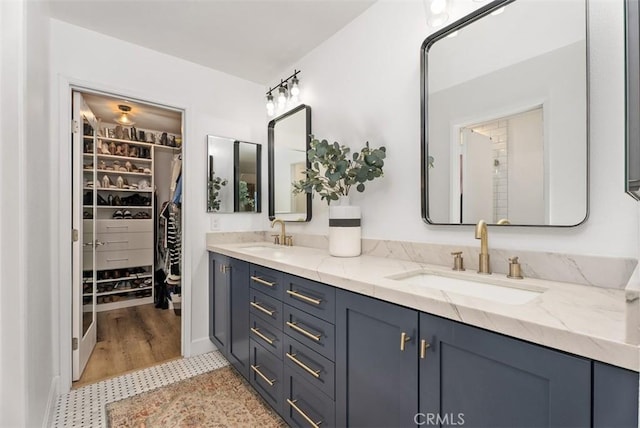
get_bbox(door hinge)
[72,120,79,134]
[72,337,78,351]
[72,229,79,242]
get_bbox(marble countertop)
[207,241,638,371]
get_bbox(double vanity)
[208,235,638,428]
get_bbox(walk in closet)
[72,90,183,382]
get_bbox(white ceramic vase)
[329,196,361,257]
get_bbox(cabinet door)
[336,289,418,428]
[419,313,591,428]
[593,362,639,428]
[228,258,250,380]
[209,252,229,356]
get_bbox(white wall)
[1,0,53,426]
[271,0,638,258]
[49,19,266,393]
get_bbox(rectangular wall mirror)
[207,135,261,213]
[421,0,588,226]
[627,0,640,200]
[268,104,312,221]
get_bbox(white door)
[461,129,494,224]
[72,91,98,380]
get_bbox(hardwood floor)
[73,303,181,388]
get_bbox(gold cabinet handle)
[420,339,431,359]
[250,301,275,316]
[286,399,323,428]
[286,352,321,379]
[219,265,230,273]
[250,327,274,345]
[286,321,321,342]
[251,276,275,287]
[286,289,322,305]
[251,365,276,387]
[400,332,411,351]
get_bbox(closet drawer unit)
[94,248,153,270]
[284,305,335,361]
[250,288,283,328]
[284,335,335,400]
[284,274,335,323]
[250,339,284,415]
[250,313,283,359]
[284,365,336,428]
[95,219,153,234]
[94,232,153,252]
[250,264,284,300]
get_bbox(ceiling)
[48,0,376,84]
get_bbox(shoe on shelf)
[83,211,93,219]
[112,210,123,219]
[123,210,132,219]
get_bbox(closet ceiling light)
[115,104,136,126]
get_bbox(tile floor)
[50,351,229,427]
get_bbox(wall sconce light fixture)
[266,69,301,116]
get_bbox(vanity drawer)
[250,288,283,328]
[250,264,284,300]
[284,305,335,361]
[250,339,284,415]
[94,219,153,234]
[249,314,283,359]
[284,274,335,323]
[284,365,336,428]
[284,335,335,400]
[86,248,152,270]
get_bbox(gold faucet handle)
[271,234,280,245]
[507,257,523,279]
[284,235,293,246]
[451,251,465,271]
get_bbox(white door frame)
[56,76,191,392]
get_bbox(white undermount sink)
[389,271,544,305]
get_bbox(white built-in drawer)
[94,232,153,252]
[85,248,153,270]
[94,219,153,234]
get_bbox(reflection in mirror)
[268,104,312,221]
[207,135,261,213]
[421,0,588,226]
[626,0,640,200]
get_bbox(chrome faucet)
[475,220,491,274]
[271,218,286,246]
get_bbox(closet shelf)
[155,145,181,152]
[83,273,152,284]
[92,170,152,178]
[96,154,152,162]
[84,205,153,209]
[97,286,153,297]
[83,135,94,139]
[98,135,181,149]
[84,187,153,193]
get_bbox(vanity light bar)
[266,69,301,116]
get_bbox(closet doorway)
[71,89,184,387]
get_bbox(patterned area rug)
[106,366,286,427]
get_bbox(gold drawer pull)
[251,276,275,287]
[251,365,276,387]
[250,301,275,316]
[286,399,323,428]
[420,339,431,359]
[400,332,411,351]
[250,327,274,345]
[286,289,322,305]
[286,352,321,379]
[286,321,321,342]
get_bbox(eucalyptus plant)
[207,173,228,212]
[238,180,255,210]
[292,136,386,204]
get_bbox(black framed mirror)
[626,0,640,200]
[421,0,589,226]
[207,135,261,213]
[268,104,312,221]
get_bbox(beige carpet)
[106,366,286,427]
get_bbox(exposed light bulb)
[428,13,449,28]
[277,85,287,108]
[290,77,300,97]
[266,93,274,111]
[430,0,447,15]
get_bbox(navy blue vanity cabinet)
[208,253,250,379]
[593,361,639,428]
[336,288,419,428]
[209,252,229,355]
[419,312,592,428]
